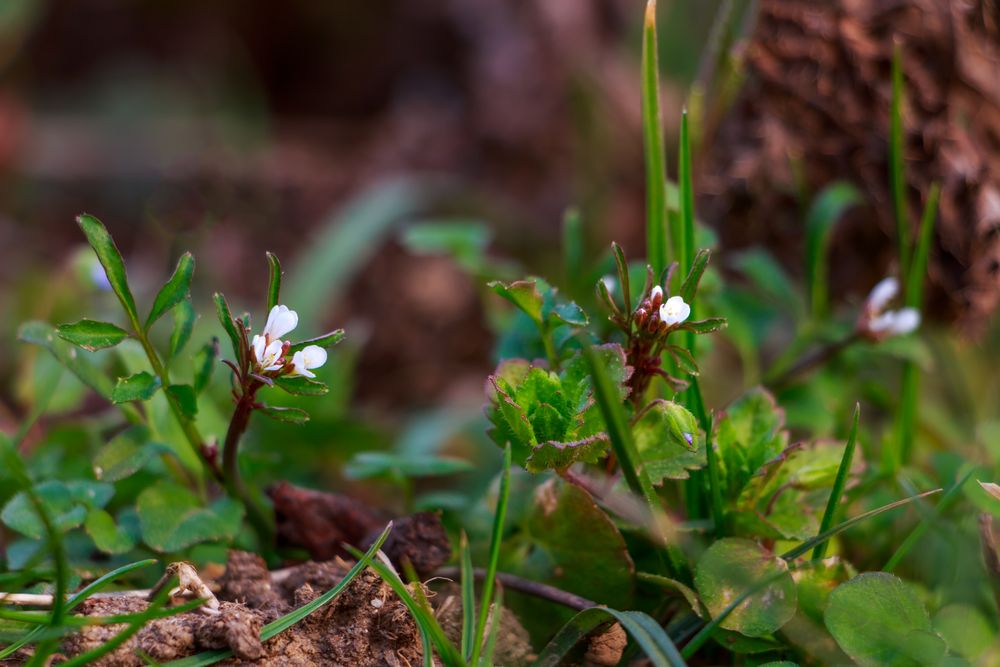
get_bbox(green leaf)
[633,400,706,483]
[824,572,945,667]
[488,279,545,325]
[2,480,113,539]
[933,604,993,662]
[677,110,696,278]
[169,299,196,359]
[805,182,864,319]
[288,329,345,354]
[680,249,711,304]
[526,435,610,473]
[535,607,687,667]
[552,301,589,327]
[19,321,115,400]
[257,404,309,425]
[265,251,282,312]
[666,345,699,376]
[192,338,218,393]
[401,221,493,275]
[343,451,473,479]
[146,252,194,329]
[714,387,788,499]
[93,425,171,481]
[680,317,727,334]
[111,371,161,403]
[85,508,137,554]
[137,482,243,552]
[213,292,243,361]
[694,538,796,637]
[525,479,634,609]
[641,0,668,277]
[273,375,329,396]
[814,405,860,559]
[166,384,198,419]
[77,214,139,324]
[55,319,128,351]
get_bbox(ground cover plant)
[2,1,1000,666]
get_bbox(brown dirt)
[433,584,536,666]
[56,551,426,666]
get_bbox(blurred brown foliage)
[700,0,1000,335]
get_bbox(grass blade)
[889,43,910,278]
[812,403,860,560]
[0,559,158,660]
[641,0,668,276]
[165,524,393,667]
[805,182,864,320]
[704,412,724,536]
[479,585,503,666]
[352,551,465,666]
[459,532,475,659]
[265,252,282,312]
[470,444,512,666]
[677,109,695,281]
[780,488,941,561]
[905,182,940,308]
[883,467,975,572]
[534,607,687,667]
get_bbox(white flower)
[288,345,328,379]
[867,277,899,314]
[650,285,663,300]
[252,334,286,371]
[263,304,298,340]
[659,296,691,326]
[869,307,920,336]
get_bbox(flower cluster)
[633,285,692,335]
[251,305,327,378]
[859,277,920,340]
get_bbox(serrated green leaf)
[273,375,329,396]
[137,481,243,552]
[85,508,137,554]
[2,480,113,539]
[169,299,196,359]
[825,572,945,667]
[715,387,789,499]
[526,434,610,473]
[633,400,706,483]
[257,404,309,425]
[93,425,171,481]
[288,329,345,354]
[111,371,161,404]
[55,319,128,351]
[146,252,194,329]
[525,479,634,608]
[166,384,198,419]
[77,214,139,324]
[694,538,796,638]
[266,251,282,312]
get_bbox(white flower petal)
[889,308,920,335]
[264,304,298,339]
[251,335,266,364]
[868,312,896,333]
[659,296,691,326]
[650,285,663,300]
[301,345,327,370]
[867,277,899,313]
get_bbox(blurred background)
[1,0,998,486]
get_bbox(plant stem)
[765,331,860,389]
[221,385,274,547]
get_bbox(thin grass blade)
[470,444,511,666]
[534,607,687,667]
[812,403,860,560]
[641,0,668,276]
[459,531,475,659]
[265,252,282,312]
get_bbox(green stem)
[765,331,860,389]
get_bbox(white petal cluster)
[863,277,920,337]
[250,304,327,376]
[659,296,691,326]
